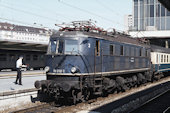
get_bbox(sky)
[0,0,132,31]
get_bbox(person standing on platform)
[14,56,25,85]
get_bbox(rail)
[0,88,38,97]
[11,81,170,113]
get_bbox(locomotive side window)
[110,45,115,55]
[139,48,143,57]
[65,40,78,54]
[120,45,124,56]
[96,40,100,56]
[145,50,147,57]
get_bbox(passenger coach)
[151,45,170,79]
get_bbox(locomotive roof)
[51,31,150,48]
[151,45,170,54]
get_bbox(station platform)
[0,70,46,93]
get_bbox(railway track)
[131,90,170,113]
[11,77,170,113]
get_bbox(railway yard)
[0,71,170,113]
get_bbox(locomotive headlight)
[44,66,50,72]
[71,67,77,74]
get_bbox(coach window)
[164,55,166,62]
[33,55,38,61]
[96,40,100,56]
[120,45,124,56]
[40,55,44,61]
[0,54,6,61]
[156,54,159,63]
[26,55,31,61]
[161,55,163,63]
[110,45,115,55]
[9,54,15,61]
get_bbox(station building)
[0,22,51,70]
[129,0,170,48]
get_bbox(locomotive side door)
[94,40,102,73]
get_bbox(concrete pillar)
[165,40,169,48]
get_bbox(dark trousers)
[15,68,22,84]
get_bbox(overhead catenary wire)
[58,0,128,31]
[0,0,129,32]
[0,1,78,28]
[0,3,59,22]
[20,0,74,21]
[95,0,124,17]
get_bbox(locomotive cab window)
[96,40,100,56]
[48,40,64,54]
[50,40,57,54]
[57,40,64,54]
[65,39,78,54]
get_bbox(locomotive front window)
[56,40,64,54]
[48,40,64,54]
[65,40,78,54]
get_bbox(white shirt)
[16,58,23,68]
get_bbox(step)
[94,85,103,88]
[94,92,102,95]
[94,78,103,80]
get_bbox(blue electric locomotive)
[35,21,152,103]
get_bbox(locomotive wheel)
[137,73,145,85]
[116,76,126,91]
[83,89,90,101]
[145,71,152,82]
[72,90,77,104]
[77,92,85,102]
